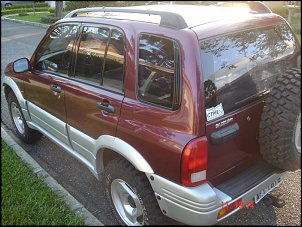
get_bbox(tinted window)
[74,26,125,91]
[200,24,296,121]
[75,26,109,84]
[103,30,125,91]
[35,24,78,75]
[138,34,180,109]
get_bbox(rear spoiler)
[214,1,272,14]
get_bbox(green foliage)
[174,1,215,5]
[115,1,148,6]
[41,14,62,24]
[49,8,55,13]
[2,7,51,16]
[65,1,92,10]
[270,6,288,18]
[19,12,29,16]
[290,17,301,35]
[65,1,151,9]
[18,7,28,16]
[295,34,301,44]
[1,2,48,10]
[1,140,85,226]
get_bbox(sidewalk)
[1,15,103,225]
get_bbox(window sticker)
[206,103,224,121]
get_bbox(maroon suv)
[3,2,301,226]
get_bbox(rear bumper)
[146,168,285,225]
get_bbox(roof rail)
[216,1,272,14]
[64,7,188,30]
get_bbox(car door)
[64,24,125,159]
[24,23,80,145]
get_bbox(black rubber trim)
[210,123,240,145]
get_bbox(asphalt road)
[1,19,301,226]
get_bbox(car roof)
[61,4,278,30]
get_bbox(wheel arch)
[94,136,154,176]
[3,76,31,121]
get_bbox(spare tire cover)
[259,68,301,171]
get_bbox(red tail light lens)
[181,136,208,187]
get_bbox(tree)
[55,1,64,18]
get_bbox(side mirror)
[13,58,30,73]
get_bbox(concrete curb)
[1,126,104,226]
[1,13,50,28]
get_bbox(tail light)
[181,136,208,187]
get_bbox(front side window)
[75,26,109,84]
[34,24,79,75]
[138,34,180,109]
[74,26,125,91]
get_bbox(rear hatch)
[195,21,300,186]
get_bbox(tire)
[8,92,42,144]
[103,157,175,226]
[259,68,301,171]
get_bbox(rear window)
[200,24,297,122]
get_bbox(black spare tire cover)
[259,68,301,171]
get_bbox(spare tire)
[259,68,301,171]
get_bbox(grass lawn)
[1,139,86,226]
[8,12,54,23]
[7,11,70,23]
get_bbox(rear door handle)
[97,102,115,113]
[210,123,240,145]
[50,84,62,93]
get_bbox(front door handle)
[97,102,115,113]
[50,84,62,93]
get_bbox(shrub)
[49,8,55,13]
[1,2,48,10]
[1,7,51,16]
[41,15,61,24]
[19,10,28,16]
[19,12,29,16]
[65,1,91,10]
[271,6,288,18]
[18,7,28,16]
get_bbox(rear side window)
[138,34,181,110]
[200,24,297,121]
[103,30,125,91]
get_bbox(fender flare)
[95,135,154,175]
[2,76,31,121]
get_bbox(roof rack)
[64,7,188,30]
[215,1,272,14]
